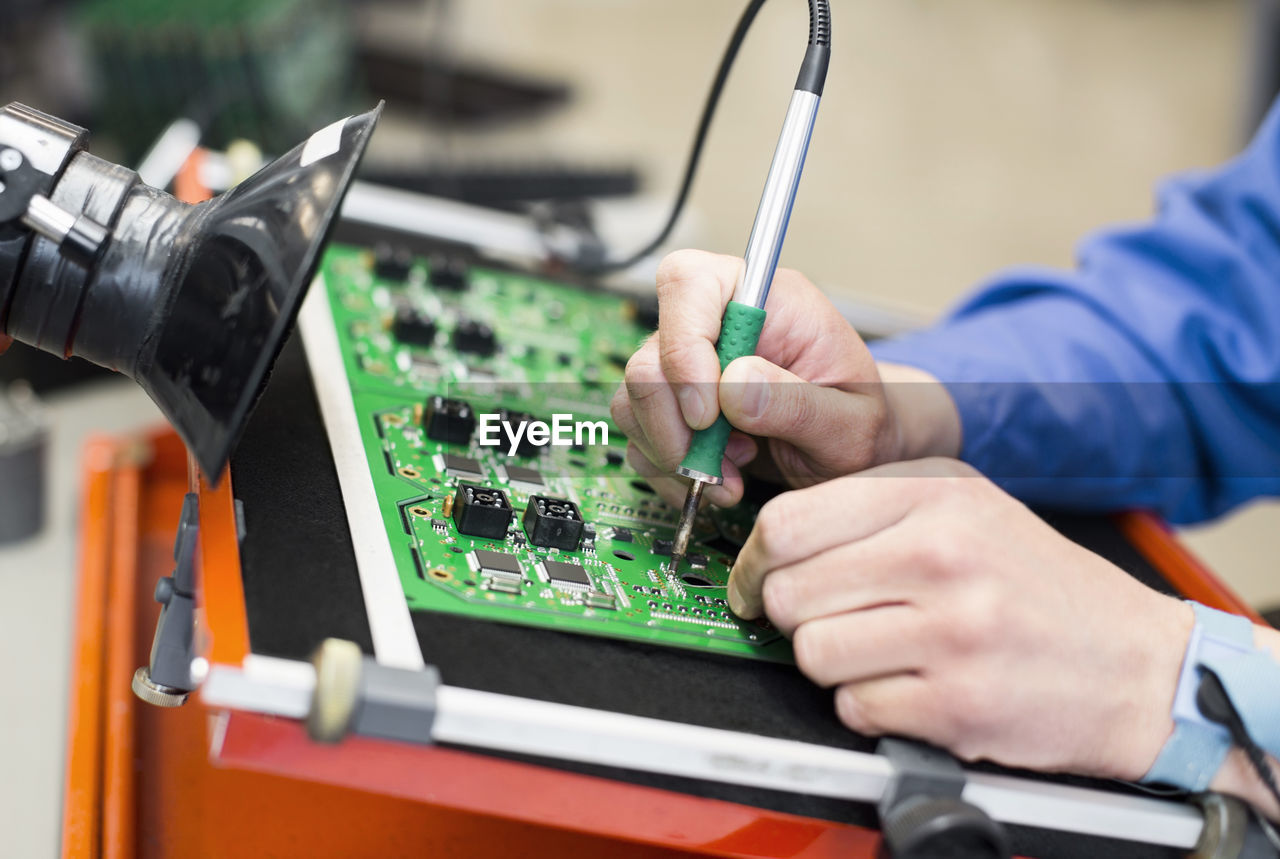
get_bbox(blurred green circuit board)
[319,243,790,662]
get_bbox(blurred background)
[0,0,1276,853]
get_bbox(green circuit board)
[318,243,790,662]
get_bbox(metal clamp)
[1191,794,1280,859]
[876,738,1010,859]
[307,638,441,745]
[133,493,200,707]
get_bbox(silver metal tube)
[201,659,1205,849]
[21,194,75,244]
[733,89,821,310]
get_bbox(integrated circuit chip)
[504,464,544,487]
[652,538,673,556]
[542,560,591,589]
[443,453,484,480]
[472,549,523,579]
[611,527,633,543]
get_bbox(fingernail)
[727,574,746,616]
[678,384,708,427]
[738,367,769,419]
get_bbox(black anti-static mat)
[230,333,1187,859]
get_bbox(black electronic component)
[557,352,572,366]
[611,527,633,543]
[687,553,708,569]
[523,496,585,551]
[605,450,624,466]
[472,548,523,579]
[374,242,414,281]
[652,538,673,556]
[505,465,544,486]
[451,484,513,540]
[392,308,437,347]
[543,560,591,589]
[428,254,469,291]
[499,410,541,457]
[443,453,484,480]
[423,396,477,444]
[431,519,449,530]
[453,318,497,356]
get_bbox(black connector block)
[453,318,496,356]
[374,242,414,281]
[498,409,541,458]
[423,396,477,444]
[393,308,437,347]
[522,496,585,551]
[452,484,513,540]
[428,254,469,291]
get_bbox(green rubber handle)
[679,300,767,479]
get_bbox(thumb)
[718,355,889,474]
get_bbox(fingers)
[791,606,929,687]
[718,356,890,473]
[618,339,690,472]
[834,675,936,740]
[759,535,924,637]
[728,469,929,618]
[654,250,743,429]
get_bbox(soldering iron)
[669,0,831,574]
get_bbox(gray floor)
[0,380,161,858]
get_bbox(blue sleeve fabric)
[870,100,1280,525]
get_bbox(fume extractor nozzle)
[0,101,382,479]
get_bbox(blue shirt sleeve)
[870,100,1280,524]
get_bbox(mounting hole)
[629,480,655,495]
[429,568,453,581]
[399,466,421,479]
[613,550,636,562]
[409,506,431,518]
[680,573,718,588]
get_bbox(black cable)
[575,0,830,274]
[1197,670,1280,811]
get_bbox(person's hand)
[728,457,1196,781]
[611,249,960,509]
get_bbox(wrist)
[1106,594,1194,780]
[875,362,962,462]
[1208,624,1280,821]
